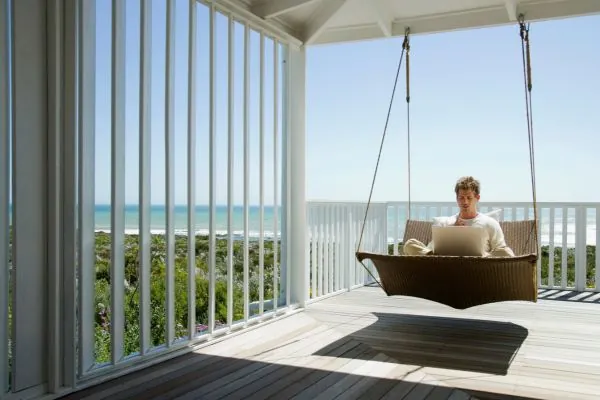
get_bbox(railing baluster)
[78,0,96,374]
[575,206,587,291]
[165,0,176,346]
[140,0,152,350]
[208,2,217,333]
[275,42,287,308]
[537,206,542,287]
[48,0,64,389]
[242,21,250,323]
[311,207,316,296]
[110,0,126,363]
[186,0,197,339]
[0,0,9,391]
[227,14,235,326]
[329,205,334,291]
[393,205,399,255]
[342,206,348,290]
[258,31,264,316]
[322,206,327,294]
[548,207,555,287]
[336,205,341,291]
[351,206,357,287]
[596,206,599,291]
[562,206,568,288]
[318,206,324,296]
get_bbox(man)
[403,176,515,257]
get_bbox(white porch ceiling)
[230,0,600,45]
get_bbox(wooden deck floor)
[60,287,600,400]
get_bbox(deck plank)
[58,287,600,400]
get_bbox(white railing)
[306,202,388,301]
[306,201,600,301]
[3,1,301,398]
[70,0,294,381]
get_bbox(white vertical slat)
[336,205,341,291]
[139,0,152,353]
[327,204,335,293]
[343,206,349,290]
[354,205,359,285]
[78,0,96,374]
[351,206,357,287]
[548,207,555,287]
[258,32,264,315]
[273,40,281,308]
[331,205,337,291]
[208,3,217,333]
[186,0,197,339]
[0,0,9,392]
[575,206,587,291]
[596,206,599,291]
[110,0,126,364]
[381,205,387,257]
[561,206,568,288]
[393,205,399,255]
[324,207,330,294]
[242,22,250,323]
[165,0,176,345]
[311,207,317,298]
[48,0,67,390]
[537,207,542,286]
[317,207,324,297]
[226,14,235,326]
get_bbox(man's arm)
[488,220,515,256]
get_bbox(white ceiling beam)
[303,0,346,45]
[369,0,393,37]
[311,0,600,46]
[251,0,319,19]
[505,0,519,21]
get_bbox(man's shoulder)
[476,213,502,229]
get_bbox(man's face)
[456,189,480,212]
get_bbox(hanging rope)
[404,28,412,220]
[518,14,539,253]
[356,28,411,289]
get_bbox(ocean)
[93,204,598,246]
[94,204,282,239]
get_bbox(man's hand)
[454,218,466,226]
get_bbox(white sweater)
[433,213,513,256]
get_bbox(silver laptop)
[431,226,486,256]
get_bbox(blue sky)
[94,0,600,205]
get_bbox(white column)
[0,0,10,396]
[10,0,48,394]
[286,45,308,307]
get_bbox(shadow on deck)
[59,342,536,400]
[313,312,528,376]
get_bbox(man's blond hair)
[455,176,480,195]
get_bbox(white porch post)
[286,45,308,307]
[10,0,49,396]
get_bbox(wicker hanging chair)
[355,18,539,309]
[356,220,538,309]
